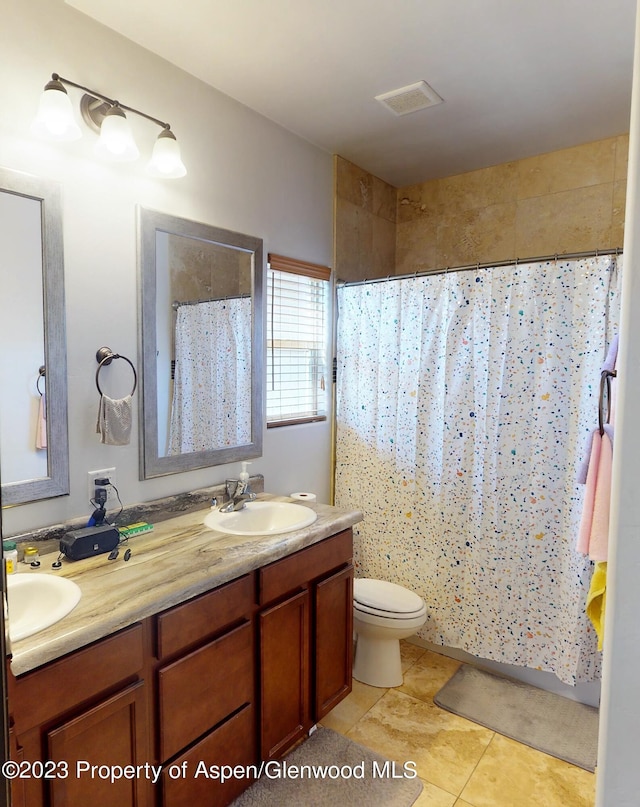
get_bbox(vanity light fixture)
[32,73,187,178]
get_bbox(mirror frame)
[0,167,69,505]
[138,207,264,479]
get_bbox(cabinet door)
[47,680,149,807]
[314,564,353,720]
[259,589,309,759]
[162,704,255,807]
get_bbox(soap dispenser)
[239,461,251,492]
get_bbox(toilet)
[353,578,427,688]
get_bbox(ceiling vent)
[375,80,443,116]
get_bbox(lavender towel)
[601,334,619,373]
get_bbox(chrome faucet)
[218,478,256,512]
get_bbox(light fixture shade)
[31,79,82,141]
[147,129,187,178]
[95,105,140,161]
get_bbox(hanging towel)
[96,394,133,446]
[586,561,607,651]
[577,424,614,484]
[35,393,47,449]
[577,429,613,560]
[577,431,601,554]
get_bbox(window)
[266,253,331,427]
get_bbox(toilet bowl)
[353,578,427,688]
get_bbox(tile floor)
[319,642,595,807]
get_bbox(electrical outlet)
[87,467,118,510]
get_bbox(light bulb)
[147,129,187,178]
[31,79,81,141]
[95,106,139,161]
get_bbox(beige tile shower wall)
[396,135,629,275]
[334,156,397,281]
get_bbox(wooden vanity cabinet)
[7,527,355,807]
[154,573,256,807]
[8,623,150,807]
[258,528,353,760]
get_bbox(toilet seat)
[354,578,425,619]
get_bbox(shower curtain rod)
[337,247,622,287]
[172,293,251,310]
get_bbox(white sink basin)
[204,500,317,536]
[6,573,82,642]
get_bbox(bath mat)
[231,726,423,806]
[434,664,599,771]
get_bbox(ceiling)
[66,0,636,188]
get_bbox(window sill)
[267,415,327,428]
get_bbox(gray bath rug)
[434,664,599,771]
[231,726,423,806]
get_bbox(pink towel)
[577,431,601,554]
[589,432,612,561]
[577,430,612,560]
[35,393,47,449]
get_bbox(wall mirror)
[0,167,69,506]
[139,208,264,479]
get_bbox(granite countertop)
[8,494,362,676]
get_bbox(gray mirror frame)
[0,167,69,505]
[138,207,264,479]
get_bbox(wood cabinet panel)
[158,621,253,762]
[9,726,26,807]
[161,704,255,807]
[259,590,309,760]
[156,574,253,660]
[47,680,149,807]
[10,624,144,733]
[314,564,353,720]
[259,529,353,605]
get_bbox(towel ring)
[36,365,46,396]
[95,347,137,397]
[598,369,617,436]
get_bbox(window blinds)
[266,254,330,426]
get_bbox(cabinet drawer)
[162,704,255,807]
[158,621,253,762]
[10,624,144,734]
[156,574,253,659]
[259,529,353,605]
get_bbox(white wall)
[597,1,640,803]
[0,0,334,536]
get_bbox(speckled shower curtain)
[335,256,621,685]
[168,297,251,454]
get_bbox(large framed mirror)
[0,167,69,506]
[139,208,264,479]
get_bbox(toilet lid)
[354,578,424,615]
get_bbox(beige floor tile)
[399,649,461,703]
[454,801,475,807]
[460,734,595,807]
[319,679,387,735]
[401,639,427,671]
[413,778,457,807]
[346,689,493,796]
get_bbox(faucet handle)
[225,479,240,499]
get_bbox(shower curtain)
[335,255,621,685]
[168,297,251,454]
